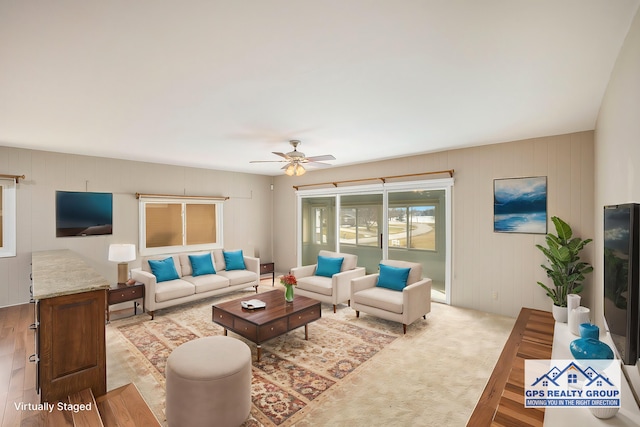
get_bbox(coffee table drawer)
[234,317,258,341]
[289,305,321,329]
[258,318,288,342]
[213,308,234,329]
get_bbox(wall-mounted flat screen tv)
[603,203,640,365]
[56,191,113,237]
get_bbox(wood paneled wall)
[0,148,274,307]
[273,131,595,318]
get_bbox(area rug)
[109,290,398,426]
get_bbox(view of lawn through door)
[299,181,451,303]
[339,193,383,273]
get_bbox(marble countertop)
[32,249,110,300]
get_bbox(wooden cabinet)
[37,289,107,402]
[31,250,110,403]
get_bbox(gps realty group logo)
[524,360,620,408]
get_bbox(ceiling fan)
[250,140,336,176]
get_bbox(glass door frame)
[296,178,453,304]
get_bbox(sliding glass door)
[298,179,452,304]
[388,189,447,302]
[339,193,383,274]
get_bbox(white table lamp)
[108,244,136,284]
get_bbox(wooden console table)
[468,307,554,426]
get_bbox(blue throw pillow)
[376,264,411,291]
[315,255,344,277]
[189,253,216,276]
[223,250,246,271]
[148,257,180,282]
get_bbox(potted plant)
[536,216,593,322]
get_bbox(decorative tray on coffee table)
[240,299,266,309]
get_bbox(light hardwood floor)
[0,303,39,427]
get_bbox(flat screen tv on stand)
[603,203,640,366]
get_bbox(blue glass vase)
[569,338,614,360]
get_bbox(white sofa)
[132,249,259,319]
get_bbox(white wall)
[594,8,640,328]
[0,147,274,307]
[273,131,595,318]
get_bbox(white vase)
[589,406,619,419]
[552,304,568,323]
[569,306,591,336]
[567,294,581,312]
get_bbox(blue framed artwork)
[494,176,547,234]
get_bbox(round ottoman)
[166,336,252,427]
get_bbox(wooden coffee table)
[212,290,321,361]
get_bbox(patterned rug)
[112,292,398,426]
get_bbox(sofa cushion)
[376,264,411,291]
[143,254,182,277]
[315,255,344,277]
[297,275,333,296]
[217,269,257,286]
[182,274,229,293]
[179,252,208,276]
[149,258,181,282]
[189,253,216,276]
[318,250,357,271]
[212,249,226,272]
[155,279,195,302]
[380,260,422,285]
[223,250,246,271]
[353,286,404,314]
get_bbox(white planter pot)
[589,406,619,419]
[552,304,568,323]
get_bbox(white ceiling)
[1,1,638,176]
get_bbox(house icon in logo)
[531,361,615,388]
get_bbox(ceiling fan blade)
[305,154,336,162]
[272,152,291,160]
[249,160,288,163]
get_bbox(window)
[568,374,577,384]
[339,205,380,247]
[313,207,328,244]
[388,204,437,251]
[0,179,17,258]
[139,196,223,255]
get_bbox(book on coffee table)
[240,299,266,309]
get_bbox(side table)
[260,262,275,286]
[107,282,145,322]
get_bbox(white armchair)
[350,260,431,334]
[291,250,366,313]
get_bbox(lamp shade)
[285,163,305,176]
[108,244,136,263]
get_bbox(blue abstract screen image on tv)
[56,191,113,237]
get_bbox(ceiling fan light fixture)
[285,162,305,176]
[250,140,333,175]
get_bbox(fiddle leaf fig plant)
[536,216,593,307]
